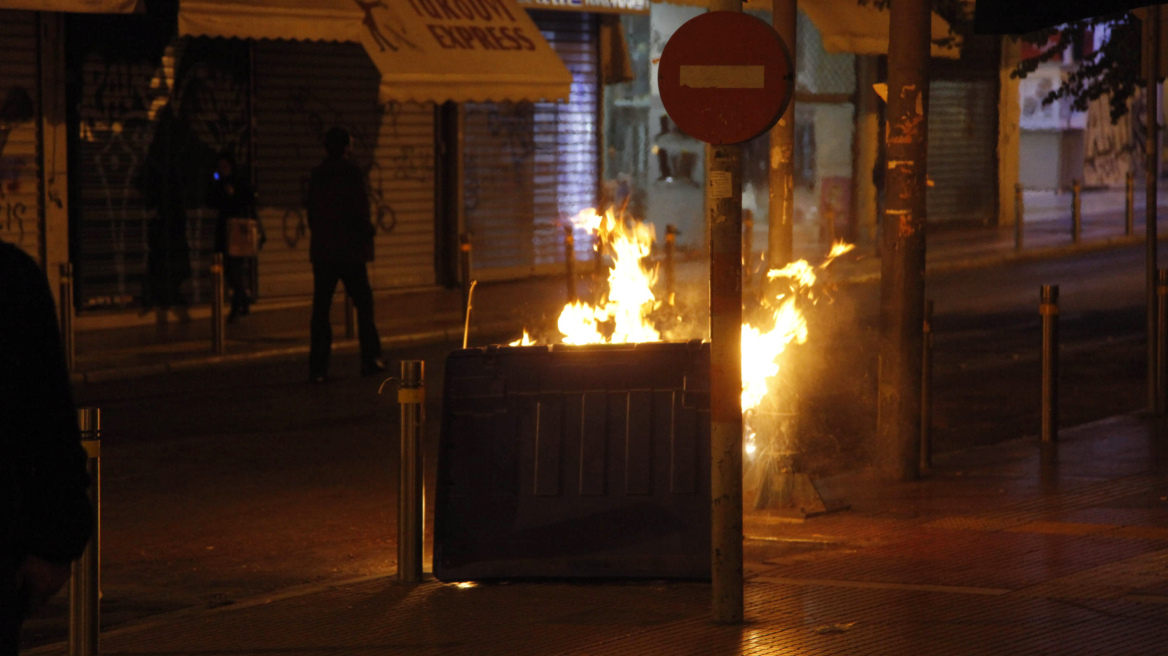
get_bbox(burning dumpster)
[434,340,711,581]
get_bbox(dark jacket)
[1,240,93,650]
[306,157,374,264]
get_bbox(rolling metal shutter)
[252,40,435,299]
[463,10,600,281]
[71,31,249,310]
[927,79,998,224]
[0,11,42,264]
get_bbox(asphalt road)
[21,243,1164,648]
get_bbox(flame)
[742,241,851,413]
[509,330,536,346]
[511,206,854,453]
[554,208,661,345]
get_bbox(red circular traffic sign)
[658,12,794,145]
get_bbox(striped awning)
[178,0,573,103]
[0,0,142,11]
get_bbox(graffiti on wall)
[0,86,34,247]
[281,87,430,248]
[77,42,249,307]
[1083,90,1145,188]
[464,103,536,213]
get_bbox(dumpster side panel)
[435,342,711,580]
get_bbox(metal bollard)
[743,210,754,287]
[1071,180,1082,244]
[665,224,677,300]
[60,262,75,372]
[1040,285,1059,444]
[69,408,100,656]
[1158,270,1168,415]
[397,361,424,582]
[920,299,934,473]
[344,293,356,339]
[210,254,226,355]
[458,233,473,319]
[564,225,576,302]
[1014,183,1024,252]
[1126,171,1135,237]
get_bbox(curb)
[70,319,521,385]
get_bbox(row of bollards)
[70,407,101,656]
[1013,177,1136,252]
[919,286,1061,471]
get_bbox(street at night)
[5,0,1168,653]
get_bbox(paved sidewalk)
[27,413,1168,655]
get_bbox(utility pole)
[1145,5,1161,413]
[768,0,796,268]
[706,0,744,626]
[876,0,930,480]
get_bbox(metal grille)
[252,40,436,298]
[464,10,599,281]
[927,79,998,224]
[71,24,248,311]
[796,10,855,96]
[0,10,42,264]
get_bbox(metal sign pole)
[705,0,744,625]
[876,0,930,480]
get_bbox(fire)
[509,330,536,346]
[742,240,854,459]
[508,207,853,445]
[745,240,854,411]
[554,207,661,345]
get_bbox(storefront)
[622,0,996,254]
[0,0,139,305]
[65,0,575,310]
[464,1,644,281]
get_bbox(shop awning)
[178,0,572,104]
[658,0,961,59]
[796,0,960,59]
[0,0,141,11]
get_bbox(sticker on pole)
[658,11,794,145]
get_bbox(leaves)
[1012,12,1144,123]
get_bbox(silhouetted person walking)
[1,239,94,655]
[307,127,386,383]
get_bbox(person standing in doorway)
[306,127,386,383]
[208,152,264,322]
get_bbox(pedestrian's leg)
[226,256,248,319]
[339,261,382,371]
[309,262,340,380]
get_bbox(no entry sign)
[658,12,794,145]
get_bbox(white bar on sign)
[679,65,765,89]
